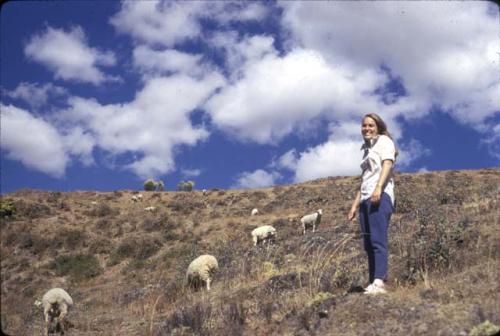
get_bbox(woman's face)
[361,116,378,141]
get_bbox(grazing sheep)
[251,208,259,216]
[300,209,323,235]
[39,288,73,336]
[186,255,219,291]
[144,206,156,212]
[132,194,143,202]
[251,225,277,246]
[90,201,98,206]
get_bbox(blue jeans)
[359,192,393,283]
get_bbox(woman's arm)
[370,159,393,204]
[348,190,361,221]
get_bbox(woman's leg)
[367,193,393,281]
[359,200,375,283]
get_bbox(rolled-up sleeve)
[378,135,396,162]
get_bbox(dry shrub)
[88,203,119,217]
[12,199,52,219]
[50,253,102,282]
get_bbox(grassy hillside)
[1,168,499,335]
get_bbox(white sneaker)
[364,283,375,292]
[364,279,387,295]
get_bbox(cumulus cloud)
[233,169,280,189]
[59,72,225,178]
[132,46,204,77]
[280,1,499,127]
[397,138,432,168]
[206,49,387,144]
[111,1,270,47]
[0,104,68,177]
[24,26,117,85]
[291,140,362,182]
[3,82,67,108]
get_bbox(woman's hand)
[347,205,358,221]
[370,185,382,204]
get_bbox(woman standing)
[348,113,397,295]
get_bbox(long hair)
[363,113,399,157]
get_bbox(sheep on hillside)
[37,288,73,336]
[251,208,259,216]
[144,206,156,212]
[300,209,323,235]
[186,255,219,291]
[131,194,143,202]
[251,225,276,246]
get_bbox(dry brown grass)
[1,168,499,335]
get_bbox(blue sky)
[1,1,499,193]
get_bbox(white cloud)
[233,169,280,189]
[397,138,432,168]
[110,1,205,47]
[59,72,225,178]
[62,127,95,166]
[292,140,361,182]
[206,49,387,144]
[4,82,67,108]
[209,33,277,76]
[280,1,499,126]
[274,149,299,171]
[0,104,68,177]
[24,26,117,85]
[132,46,204,77]
[181,168,202,178]
[110,1,270,47]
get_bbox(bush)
[89,203,118,217]
[177,180,195,192]
[144,178,156,191]
[0,198,16,219]
[50,254,102,282]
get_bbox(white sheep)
[251,208,259,216]
[131,194,143,202]
[38,288,73,336]
[90,201,98,206]
[144,206,156,212]
[251,225,277,246]
[300,209,323,235]
[186,255,219,291]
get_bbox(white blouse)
[359,135,396,206]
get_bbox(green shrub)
[177,180,194,192]
[144,178,157,191]
[469,320,500,336]
[50,254,102,282]
[0,198,16,219]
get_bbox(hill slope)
[1,168,499,335]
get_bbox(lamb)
[144,206,156,212]
[186,255,219,291]
[251,208,259,216]
[300,209,323,235]
[251,225,277,246]
[38,288,73,336]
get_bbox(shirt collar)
[360,136,379,150]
